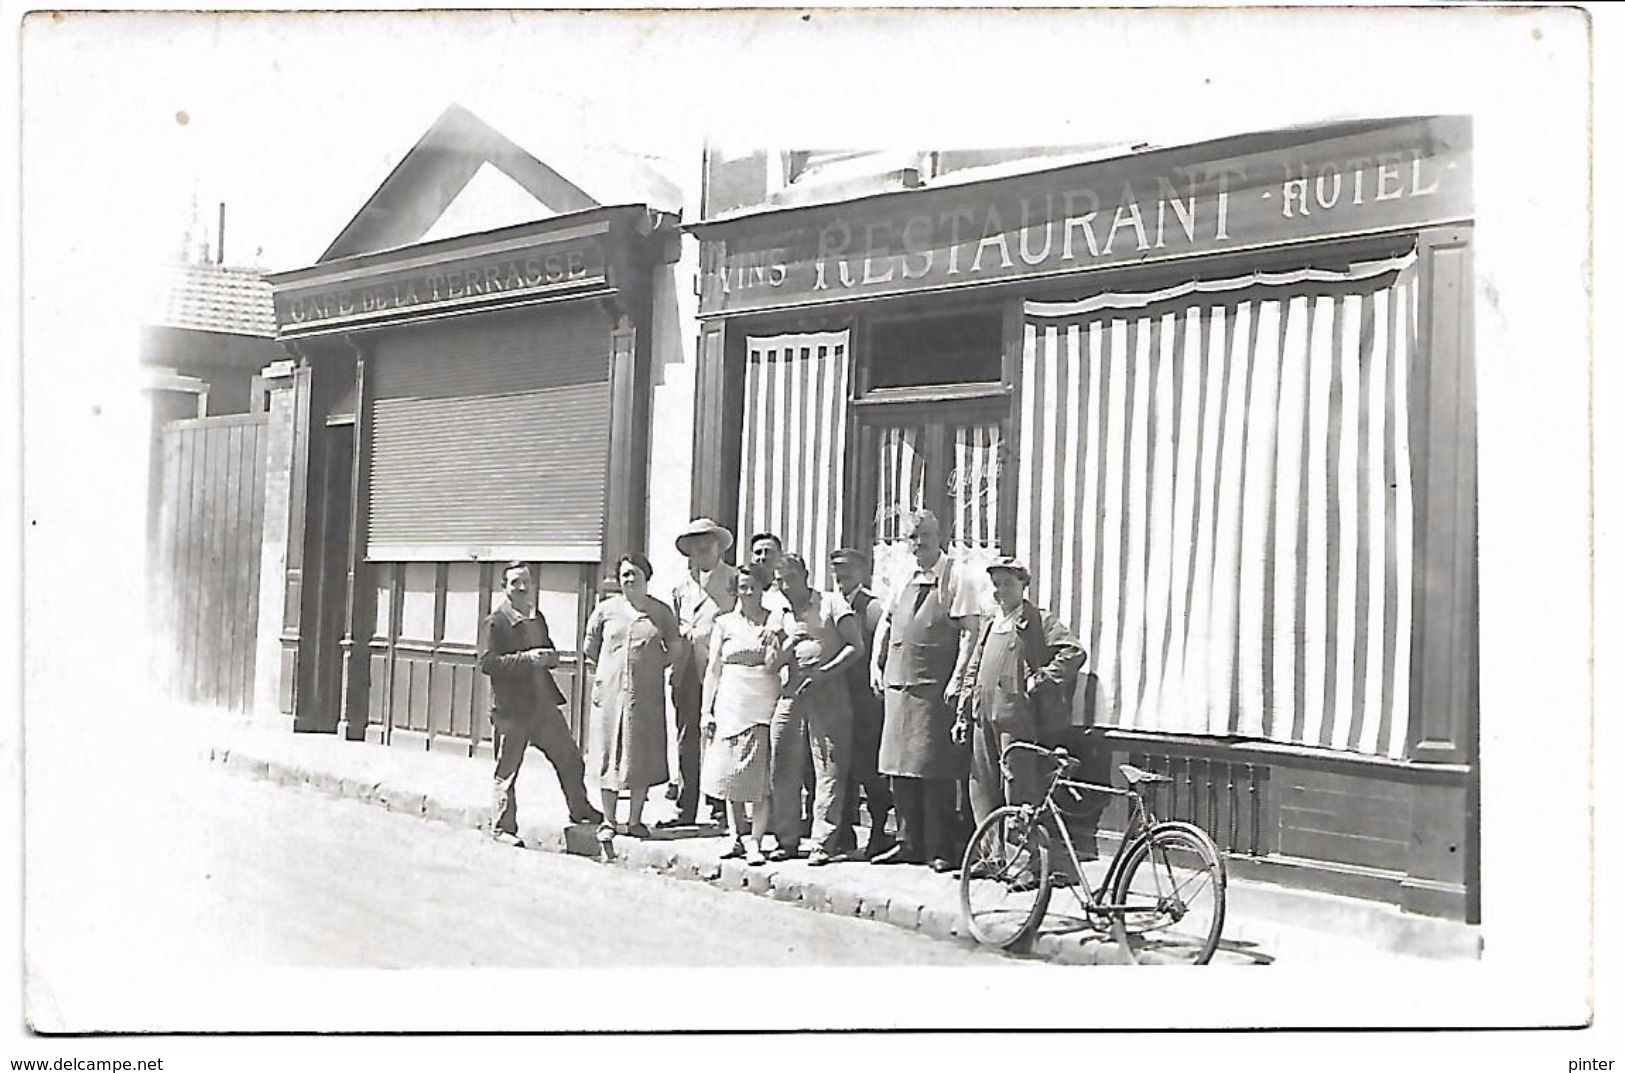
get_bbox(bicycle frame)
[1001,741,1161,922]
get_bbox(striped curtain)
[945,423,1003,611]
[1016,253,1418,758]
[870,425,928,604]
[948,424,1003,553]
[738,332,851,590]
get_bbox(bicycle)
[958,741,1227,964]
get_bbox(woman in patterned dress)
[700,565,781,866]
[585,552,681,846]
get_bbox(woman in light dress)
[700,564,782,866]
[584,552,682,846]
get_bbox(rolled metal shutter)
[367,303,610,561]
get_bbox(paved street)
[27,754,1023,974]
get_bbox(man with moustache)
[869,510,984,872]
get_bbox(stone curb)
[206,743,1086,967]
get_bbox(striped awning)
[1017,253,1419,759]
[737,331,851,590]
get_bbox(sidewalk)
[192,713,1481,967]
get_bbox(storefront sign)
[273,237,609,336]
[696,116,1471,317]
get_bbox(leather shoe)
[655,815,696,829]
[870,843,923,866]
[928,857,954,874]
[862,833,897,861]
[570,808,605,826]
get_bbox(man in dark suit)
[479,561,603,846]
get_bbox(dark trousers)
[836,693,892,850]
[672,674,723,819]
[891,775,957,861]
[837,768,894,851]
[492,705,592,833]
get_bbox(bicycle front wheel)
[1108,821,1226,965]
[959,805,1052,949]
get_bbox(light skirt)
[702,724,770,803]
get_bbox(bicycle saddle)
[1119,763,1172,786]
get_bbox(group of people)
[476,508,1086,876]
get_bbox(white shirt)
[893,551,984,620]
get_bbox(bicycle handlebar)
[999,740,1079,777]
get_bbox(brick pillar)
[252,358,299,726]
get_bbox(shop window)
[866,309,1002,391]
[373,575,393,642]
[442,563,482,646]
[398,563,437,643]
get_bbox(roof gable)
[319,103,599,262]
[416,161,560,244]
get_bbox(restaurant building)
[689,119,1477,920]
[263,104,688,755]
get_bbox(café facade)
[688,117,1477,919]
[263,104,685,755]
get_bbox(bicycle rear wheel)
[1108,821,1226,965]
[959,805,1052,949]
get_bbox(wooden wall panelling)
[689,320,728,522]
[219,422,245,708]
[1409,227,1476,765]
[471,562,495,758]
[852,421,878,555]
[408,651,431,735]
[152,415,267,713]
[603,315,644,559]
[340,348,374,739]
[279,359,313,717]
[382,563,404,744]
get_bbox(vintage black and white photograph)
[6,0,1605,1060]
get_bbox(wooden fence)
[153,413,268,712]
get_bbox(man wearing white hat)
[663,518,738,827]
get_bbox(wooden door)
[854,400,1009,603]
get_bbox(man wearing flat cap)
[663,518,738,827]
[954,557,1085,831]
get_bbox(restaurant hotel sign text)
[274,238,608,336]
[697,117,1471,317]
